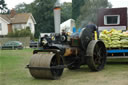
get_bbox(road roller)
[26,1,107,79]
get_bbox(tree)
[76,0,112,28]
[32,0,56,38]
[14,0,56,38]
[61,2,72,23]
[72,0,85,20]
[14,3,26,13]
[15,2,35,13]
[0,0,8,13]
[15,1,72,38]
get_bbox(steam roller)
[27,27,106,79]
[26,1,107,80]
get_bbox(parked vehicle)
[29,41,38,48]
[98,7,128,58]
[1,41,23,50]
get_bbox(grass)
[1,49,128,85]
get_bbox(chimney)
[10,9,16,18]
[54,0,61,33]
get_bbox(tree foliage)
[33,0,56,38]
[76,0,112,28]
[14,3,27,13]
[15,0,72,38]
[72,0,85,20]
[61,2,72,23]
[0,0,8,13]
[15,0,56,38]
[15,2,35,13]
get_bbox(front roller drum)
[28,53,64,79]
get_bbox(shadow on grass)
[107,58,128,65]
[107,62,128,65]
[31,78,55,81]
[29,67,92,81]
[69,67,90,72]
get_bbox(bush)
[7,27,34,40]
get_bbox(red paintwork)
[97,7,127,27]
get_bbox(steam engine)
[26,1,107,79]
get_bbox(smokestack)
[54,0,61,33]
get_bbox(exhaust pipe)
[54,0,61,33]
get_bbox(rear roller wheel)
[28,53,64,79]
[86,40,106,71]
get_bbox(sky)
[5,0,72,9]
[108,0,128,8]
[4,0,128,9]
[5,0,34,9]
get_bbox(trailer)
[98,7,128,57]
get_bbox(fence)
[0,37,30,47]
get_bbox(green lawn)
[1,49,128,85]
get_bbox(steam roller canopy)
[28,53,64,79]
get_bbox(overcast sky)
[5,0,72,9]
[108,0,128,8]
[5,0,128,9]
[5,0,34,9]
